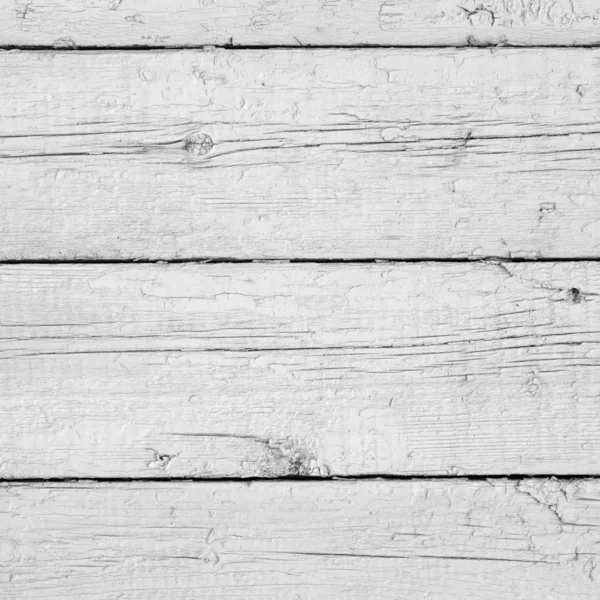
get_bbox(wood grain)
[2,262,600,478]
[2,0,600,47]
[2,49,600,260]
[3,479,600,599]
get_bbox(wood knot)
[566,288,582,304]
[184,133,214,156]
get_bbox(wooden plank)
[2,261,600,478]
[2,49,600,260]
[2,261,599,354]
[2,0,600,47]
[2,479,600,598]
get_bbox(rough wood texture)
[2,0,600,47]
[2,49,600,260]
[2,261,599,354]
[3,479,600,599]
[2,262,600,478]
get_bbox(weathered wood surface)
[2,261,599,354]
[2,0,600,47]
[2,262,600,478]
[2,49,600,260]
[2,479,600,599]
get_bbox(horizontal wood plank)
[2,262,600,478]
[2,479,600,599]
[2,49,600,260]
[2,261,599,354]
[2,0,600,47]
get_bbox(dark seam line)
[1,474,598,484]
[3,44,600,52]
[3,257,600,265]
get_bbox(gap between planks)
[4,258,600,265]
[5,44,600,51]
[4,475,600,483]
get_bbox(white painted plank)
[2,262,598,354]
[2,262,600,478]
[2,0,600,47]
[2,479,600,599]
[2,49,600,260]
